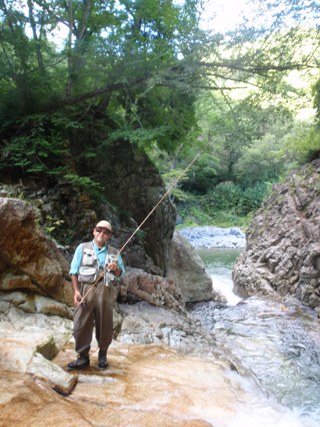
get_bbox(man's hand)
[107,261,121,276]
[74,289,82,306]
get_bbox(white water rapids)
[188,247,320,427]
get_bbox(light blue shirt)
[69,240,125,276]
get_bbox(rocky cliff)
[233,158,320,316]
[0,148,220,394]
[0,173,215,392]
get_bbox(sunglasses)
[95,227,111,235]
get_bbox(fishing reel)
[107,254,118,267]
[105,253,119,286]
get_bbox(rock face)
[233,159,320,313]
[88,139,176,275]
[0,300,76,395]
[0,195,213,313]
[0,195,216,383]
[119,267,186,313]
[0,154,219,400]
[0,197,73,306]
[117,301,217,356]
[167,231,213,303]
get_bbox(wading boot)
[67,354,90,370]
[98,350,108,369]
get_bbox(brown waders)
[73,279,114,357]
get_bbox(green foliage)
[0,0,319,234]
[176,202,214,227]
[106,126,171,151]
[63,173,104,194]
[236,182,272,215]
[0,113,82,175]
[280,122,320,163]
[235,133,285,185]
[175,198,251,229]
[43,215,65,234]
[181,153,219,194]
[313,78,320,125]
[175,179,270,229]
[135,88,198,152]
[171,187,194,203]
[204,181,242,211]
[201,181,271,216]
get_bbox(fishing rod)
[79,151,201,306]
[117,151,201,256]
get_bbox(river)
[188,247,320,427]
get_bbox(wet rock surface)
[0,195,223,403]
[2,157,320,424]
[1,340,307,427]
[116,301,218,358]
[189,295,320,422]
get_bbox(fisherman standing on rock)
[67,220,125,370]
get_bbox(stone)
[117,301,217,357]
[0,303,73,373]
[0,342,307,426]
[0,197,72,305]
[119,267,186,313]
[233,159,320,311]
[27,352,78,395]
[167,231,213,303]
[84,140,177,274]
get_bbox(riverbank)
[179,226,246,249]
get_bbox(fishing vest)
[77,241,119,284]
[77,241,99,284]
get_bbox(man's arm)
[69,244,83,306]
[70,274,82,306]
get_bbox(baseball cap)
[95,220,112,232]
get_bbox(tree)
[0,0,319,184]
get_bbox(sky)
[200,0,252,32]
[203,0,320,33]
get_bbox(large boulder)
[167,231,214,303]
[0,197,73,306]
[118,267,186,313]
[85,140,176,275]
[0,301,76,395]
[233,159,320,313]
[116,301,217,356]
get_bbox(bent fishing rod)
[79,152,201,306]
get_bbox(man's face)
[93,227,111,247]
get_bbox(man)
[67,220,125,370]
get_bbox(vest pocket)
[82,251,96,266]
[78,266,98,283]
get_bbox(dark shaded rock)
[87,140,176,274]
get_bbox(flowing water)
[189,248,320,427]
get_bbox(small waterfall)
[191,246,320,426]
[180,227,320,426]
